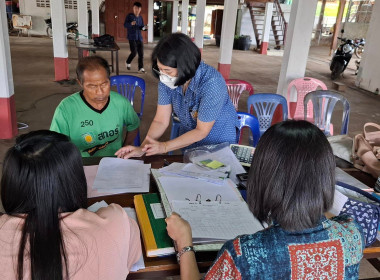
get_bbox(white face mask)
[159,73,178,89]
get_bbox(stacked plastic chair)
[226,79,254,110]
[287,77,327,120]
[110,75,145,146]
[236,112,260,147]
[247,93,288,136]
[304,90,350,137]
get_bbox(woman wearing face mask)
[115,33,238,158]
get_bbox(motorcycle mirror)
[341,29,344,33]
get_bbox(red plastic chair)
[226,79,254,111]
[287,77,327,120]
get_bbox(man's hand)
[115,145,144,159]
[131,20,136,25]
[141,136,167,156]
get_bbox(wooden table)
[76,39,120,75]
[85,156,380,279]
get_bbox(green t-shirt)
[50,91,140,157]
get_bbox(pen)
[163,159,170,167]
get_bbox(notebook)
[134,193,175,257]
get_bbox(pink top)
[0,204,142,280]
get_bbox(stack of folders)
[134,193,175,257]
[151,169,265,252]
[92,157,150,194]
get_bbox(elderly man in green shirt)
[51,56,140,157]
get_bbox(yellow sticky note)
[206,160,225,169]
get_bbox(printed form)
[171,201,264,241]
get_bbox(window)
[36,0,50,8]
[64,0,91,10]
[65,0,77,9]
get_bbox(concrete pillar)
[260,2,273,55]
[148,0,154,43]
[50,0,69,81]
[276,0,318,97]
[172,0,179,33]
[356,0,380,93]
[78,0,89,39]
[181,0,189,35]
[217,0,238,79]
[91,0,100,37]
[330,0,346,55]
[0,0,17,138]
[315,0,327,41]
[194,0,206,51]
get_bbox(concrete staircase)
[247,0,287,49]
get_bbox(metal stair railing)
[273,0,287,46]
[247,1,266,47]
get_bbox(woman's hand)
[166,212,193,251]
[142,136,167,156]
[115,145,145,159]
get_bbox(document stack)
[91,157,151,194]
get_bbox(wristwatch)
[176,246,195,263]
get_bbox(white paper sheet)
[123,207,145,272]
[87,200,109,212]
[329,188,349,216]
[158,176,241,204]
[84,165,107,198]
[92,157,150,193]
[150,203,165,219]
[171,201,264,240]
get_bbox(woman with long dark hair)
[166,120,364,279]
[0,130,141,279]
[116,32,238,158]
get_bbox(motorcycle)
[330,37,357,80]
[353,38,365,58]
[44,18,78,40]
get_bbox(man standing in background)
[124,2,146,73]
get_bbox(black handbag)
[93,34,114,47]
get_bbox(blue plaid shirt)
[158,61,238,149]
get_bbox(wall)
[240,5,255,45]
[356,0,380,94]
[342,22,369,39]
[19,0,81,36]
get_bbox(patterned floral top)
[204,215,364,280]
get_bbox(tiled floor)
[1,36,380,278]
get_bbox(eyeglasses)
[152,67,173,79]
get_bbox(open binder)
[151,169,265,252]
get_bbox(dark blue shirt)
[124,13,144,41]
